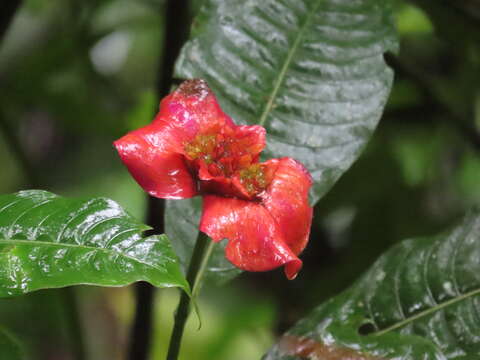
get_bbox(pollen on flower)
[239,164,269,196]
[184,134,217,164]
[184,130,273,197]
[184,132,257,175]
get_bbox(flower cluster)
[114,79,312,279]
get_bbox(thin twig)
[166,232,212,360]
[127,198,164,360]
[127,1,191,359]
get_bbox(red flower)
[114,79,312,279]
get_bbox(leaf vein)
[257,0,326,127]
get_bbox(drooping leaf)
[165,197,242,285]
[0,190,189,297]
[264,209,480,359]
[176,0,398,204]
[0,328,23,360]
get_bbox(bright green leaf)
[264,209,480,359]
[0,190,189,297]
[176,0,398,204]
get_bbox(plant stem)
[127,285,154,359]
[157,0,192,95]
[166,232,213,360]
[128,0,190,358]
[191,238,215,299]
[127,197,164,360]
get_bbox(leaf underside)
[0,190,189,297]
[264,209,480,359]
[176,0,398,204]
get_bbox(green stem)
[192,239,215,298]
[166,232,213,360]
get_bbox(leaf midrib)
[0,238,167,276]
[374,287,480,336]
[257,0,324,127]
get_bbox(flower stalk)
[166,231,214,360]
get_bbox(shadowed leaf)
[264,209,480,359]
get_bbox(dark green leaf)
[165,198,241,285]
[264,209,480,359]
[0,190,189,297]
[0,328,23,360]
[176,0,398,204]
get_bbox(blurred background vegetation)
[0,0,479,359]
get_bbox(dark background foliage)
[0,0,479,359]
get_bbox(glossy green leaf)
[264,209,480,359]
[0,328,23,360]
[0,190,189,297]
[176,0,398,204]
[165,198,242,285]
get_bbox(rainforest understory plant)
[1,0,480,360]
[114,79,313,280]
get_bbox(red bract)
[114,79,312,279]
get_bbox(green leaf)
[0,190,189,297]
[165,198,242,285]
[264,209,480,359]
[176,0,398,204]
[0,328,23,360]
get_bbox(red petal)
[114,123,197,199]
[114,79,233,199]
[233,125,266,161]
[157,79,234,135]
[200,195,302,279]
[261,158,313,255]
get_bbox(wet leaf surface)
[176,0,398,204]
[264,209,480,359]
[0,190,189,297]
[169,0,398,285]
